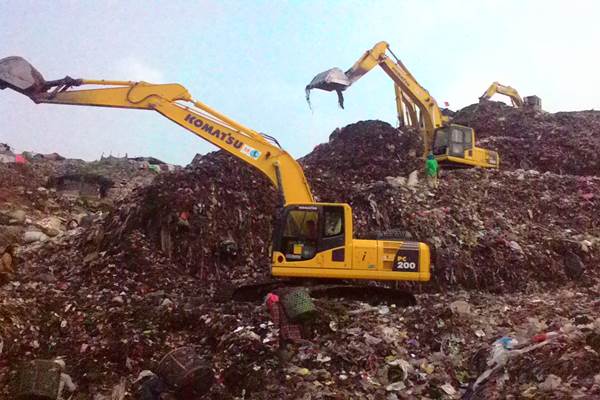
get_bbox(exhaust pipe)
[0,56,46,95]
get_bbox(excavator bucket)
[0,56,46,95]
[305,67,351,108]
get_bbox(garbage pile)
[301,120,423,201]
[0,162,44,195]
[2,100,600,398]
[5,250,599,398]
[454,101,600,175]
[99,151,279,286]
[96,121,422,287]
[0,151,161,286]
[311,167,600,292]
[298,119,600,292]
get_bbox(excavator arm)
[480,81,523,107]
[0,57,313,205]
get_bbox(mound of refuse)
[325,168,600,291]
[3,110,600,398]
[301,120,423,201]
[96,118,600,294]
[5,239,600,398]
[454,101,600,175]
[300,119,600,292]
[93,121,425,290]
[99,151,279,287]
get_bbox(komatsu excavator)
[480,81,523,108]
[306,42,499,169]
[0,56,430,299]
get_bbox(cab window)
[449,128,465,156]
[450,128,463,142]
[433,128,448,155]
[323,207,343,237]
[464,130,472,145]
[448,126,474,156]
[282,209,318,260]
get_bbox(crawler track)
[230,279,416,306]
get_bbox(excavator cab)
[271,203,430,282]
[432,124,499,169]
[272,204,347,265]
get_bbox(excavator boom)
[0,57,313,205]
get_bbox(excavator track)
[230,279,416,307]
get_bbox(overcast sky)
[1,0,599,165]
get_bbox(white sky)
[1,0,599,164]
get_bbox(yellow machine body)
[271,203,430,281]
[432,124,499,169]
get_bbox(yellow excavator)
[0,56,430,294]
[306,41,499,169]
[480,81,523,108]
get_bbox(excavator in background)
[0,56,430,303]
[306,41,499,169]
[480,81,523,107]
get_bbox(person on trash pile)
[265,292,305,346]
[425,152,440,189]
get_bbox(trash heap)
[301,120,424,200]
[4,247,600,398]
[2,101,600,398]
[454,101,600,175]
[98,151,279,287]
[309,168,600,292]
[298,118,600,292]
[0,162,45,196]
[0,153,160,286]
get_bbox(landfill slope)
[300,120,424,201]
[1,103,600,399]
[454,100,600,175]
[300,119,600,292]
[99,151,279,287]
